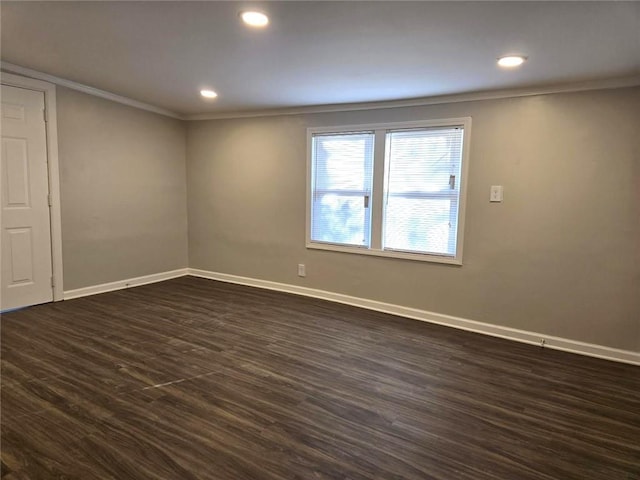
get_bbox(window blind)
[383,127,464,256]
[310,132,374,247]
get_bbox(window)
[309,132,374,247]
[307,118,470,264]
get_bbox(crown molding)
[3,61,638,122]
[186,75,640,121]
[0,61,184,120]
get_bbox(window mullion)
[370,128,387,250]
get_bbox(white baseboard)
[63,268,189,300]
[188,268,640,366]
[60,267,639,365]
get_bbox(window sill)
[306,242,462,265]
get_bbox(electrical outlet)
[297,264,306,277]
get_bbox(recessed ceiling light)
[200,89,218,99]
[497,55,527,68]
[240,11,269,28]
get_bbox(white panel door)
[1,84,53,310]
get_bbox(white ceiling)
[1,1,639,117]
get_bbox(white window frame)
[306,117,471,265]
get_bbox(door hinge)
[47,194,53,207]
[51,276,55,288]
[43,108,49,123]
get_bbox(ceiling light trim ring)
[497,55,527,68]
[240,10,269,28]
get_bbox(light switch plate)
[490,185,503,202]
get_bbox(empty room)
[1,1,639,479]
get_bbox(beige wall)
[187,87,640,352]
[57,87,188,290]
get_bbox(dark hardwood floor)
[1,276,639,479]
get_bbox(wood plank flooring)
[1,276,639,479]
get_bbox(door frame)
[1,72,64,301]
